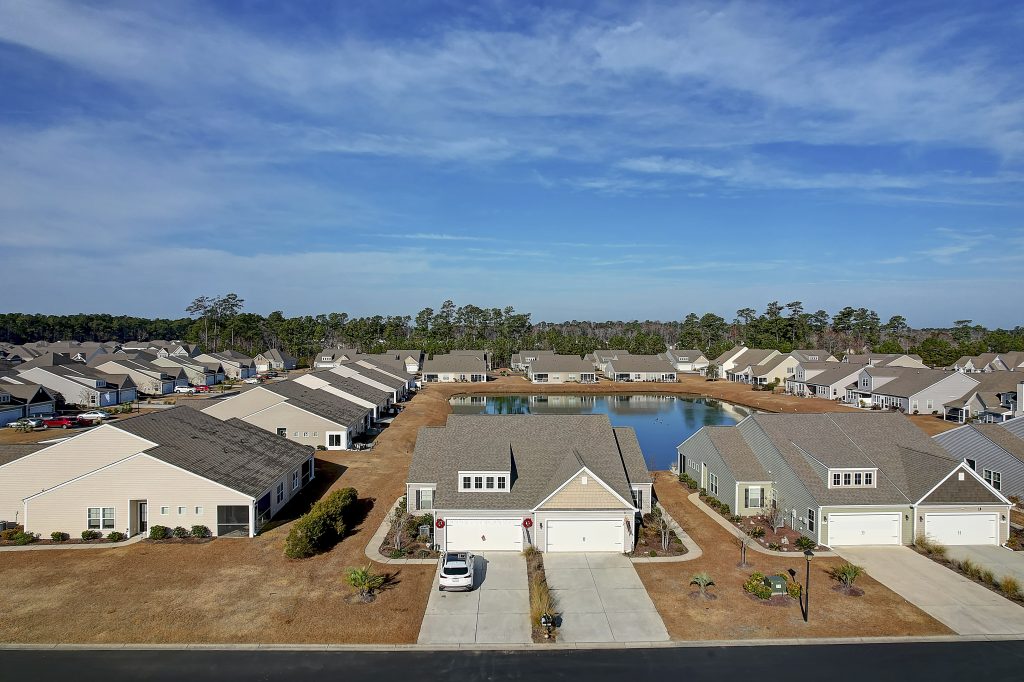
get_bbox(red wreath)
[435,518,445,529]
[522,517,534,528]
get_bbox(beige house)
[603,355,677,382]
[407,414,651,553]
[195,351,256,379]
[254,349,297,372]
[527,355,597,384]
[0,409,315,538]
[421,353,488,383]
[663,349,709,374]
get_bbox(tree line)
[1,297,1020,369]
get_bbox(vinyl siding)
[240,402,349,450]
[0,425,153,522]
[737,482,773,515]
[907,374,979,414]
[677,430,741,512]
[407,484,437,513]
[539,474,631,510]
[24,453,251,537]
[529,370,596,384]
[935,427,1024,499]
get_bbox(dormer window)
[459,470,510,492]
[829,469,876,488]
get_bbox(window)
[984,469,1002,490]
[328,433,343,448]
[313,432,317,437]
[195,506,203,515]
[160,506,169,515]
[321,356,331,361]
[459,471,510,492]
[708,472,719,496]
[843,473,852,486]
[854,472,862,485]
[276,482,284,503]
[293,431,298,437]
[864,472,873,486]
[632,488,644,509]
[292,470,300,491]
[87,507,115,530]
[485,476,495,489]
[178,506,186,515]
[303,432,308,437]
[746,486,762,509]
[966,459,976,470]
[462,476,471,489]
[830,469,877,488]
[474,476,483,489]
[807,509,816,532]
[417,488,434,511]
[497,476,507,490]
[832,472,841,487]
[927,399,934,410]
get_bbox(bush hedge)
[81,530,102,541]
[191,525,211,538]
[743,572,772,600]
[172,526,189,538]
[148,525,170,540]
[107,531,126,542]
[11,530,35,545]
[50,531,69,542]
[284,487,359,559]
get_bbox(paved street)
[838,546,1024,635]
[417,552,531,644]
[5,641,1024,682]
[546,552,668,643]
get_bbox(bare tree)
[650,503,673,551]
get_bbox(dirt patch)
[906,414,961,436]
[633,471,952,640]
[832,585,865,597]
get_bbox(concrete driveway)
[946,545,1024,584]
[545,553,669,643]
[417,552,531,645]
[837,546,1024,635]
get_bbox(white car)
[242,377,260,384]
[7,418,43,429]
[77,410,111,421]
[438,551,475,591]
[173,385,195,394]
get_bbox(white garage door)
[924,513,998,546]
[545,519,623,552]
[827,512,901,546]
[444,518,523,551]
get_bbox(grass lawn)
[633,472,952,640]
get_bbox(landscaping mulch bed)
[145,537,214,545]
[734,515,818,553]
[524,549,558,643]
[630,515,688,558]
[0,538,127,547]
[832,585,865,597]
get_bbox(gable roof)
[114,408,314,498]
[870,368,976,398]
[304,371,391,405]
[705,425,768,481]
[530,354,594,374]
[935,421,1024,467]
[605,354,676,373]
[805,364,863,387]
[264,381,370,428]
[421,353,487,373]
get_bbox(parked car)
[243,377,260,384]
[438,551,475,591]
[43,416,78,429]
[173,385,195,394]
[193,385,212,393]
[76,410,111,422]
[6,417,43,429]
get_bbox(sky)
[0,0,1022,327]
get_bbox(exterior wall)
[907,373,979,415]
[529,370,597,384]
[241,402,350,450]
[421,371,487,383]
[263,456,315,521]
[201,387,286,420]
[935,427,1024,500]
[539,474,631,510]
[330,366,402,398]
[819,505,914,545]
[27,400,55,417]
[0,425,154,522]
[406,484,437,513]
[16,367,98,406]
[677,430,742,512]
[917,504,1010,545]
[737,482,773,516]
[633,483,653,515]
[24,453,252,538]
[607,368,678,382]
[754,356,801,385]
[0,406,24,426]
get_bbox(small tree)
[650,503,672,551]
[737,535,750,567]
[690,572,715,597]
[705,363,719,381]
[345,565,387,601]
[390,498,410,553]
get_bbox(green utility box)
[765,575,787,596]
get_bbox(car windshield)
[443,564,469,576]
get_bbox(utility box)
[765,575,787,596]
[418,525,431,540]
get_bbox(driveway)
[417,552,531,645]
[946,545,1024,584]
[837,546,1024,635]
[545,553,668,643]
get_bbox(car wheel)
[438,586,444,592]
[62,425,69,429]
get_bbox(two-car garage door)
[924,513,998,546]
[545,518,624,552]
[444,518,523,552]
[827,513,901,546]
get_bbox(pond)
[449,394,753,471]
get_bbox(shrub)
[0,527,22,542]
[190,525,211,538]
[284,486,358,559]
[107,531,126,542]
[172,526,189,538]
[1000,576,1021,599]
[81,530,102,541]
[829,562,864,587]
[316,444,327,450]
[794,536,816,551]
[747,526,766,539]
[690,572,715,595]
[678,473,698,490]
[982,569,995,585]
[522,545,539,560]
[915,534,948,558]
[284,525,316,559]
[529,575,557,627]
[699,487,708,497]
[11,530,35,545]
[50,531,69,542]
[768,542,782,551]
[784,577,802,599]
[730,515,742,523]
[344,565,387,599]
[743,572,772,600]
[148,525,170,540]
[718,502,731,516]
[648,550,657,557]
[959,558,981,579]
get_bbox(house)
[351,356,418,390]
[842,353,927,368]
[943,374,1023,423]
[334,361,413,400]
[17,341,114,364]
[585,350,630,374]
[89,357,187,396]
[194,351,256,380]
[989,352,1024,372]
[744,353,802,387]
[803,364,864,400]
[723,349,781,382]
[448,349,491,370]
[527,355,597,384]
[951,353,1000,373]
[663,349,709,374]
[935,417,1024,500]
[0,382,55,426]
[314,347,360,369]
[845,366,978,414]
[421,353,488,383]
[145,353,222,386]
[712,346,747,373]
[511,350,554,372]
[406,414,651,552]
[677,412,1011,546]
[15,355,137,407]
[202,381,373,451]
[785,361,842,396]
[790,349,838,363]
[603,355,678,382]
[294,370,394,420]
[254,349,297,373]
[385,349,424,373]
[0,408,315,537]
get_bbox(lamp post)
[803,549,814,622]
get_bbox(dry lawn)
[633,472,951,640]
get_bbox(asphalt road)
[4,642,1024,682]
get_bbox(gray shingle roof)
[729,349,778,368]
[705,426,768,481]
[115,408,313,498]
[265,381,370,429]
[605,354,676,373]
[529,354,594,373]
[422,353,487,374]
[308,371,391,406]
[408,414,648,511]
[871,368,975,398]
[345,362,408,389]
[806,365,863,388]
[0,443,49,466]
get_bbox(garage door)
[924,513,998,546]
[827,512,901,546]
[545,519,624,552]
[444,518,523,551]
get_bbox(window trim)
[984,469,1002,490]
[807,508,816,532]
[87,506,115,530]
[458,470,511,492]
[828,468,878,488]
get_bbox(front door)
[138,502,148,533]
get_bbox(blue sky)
[1,0,1022,326]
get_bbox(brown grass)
[632,472,952,640]
[524,547,558,642]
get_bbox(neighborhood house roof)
[606,355,676,373]
[530,354,594,374]
[422,353,487,374]
[265,381,371,428]
[805,365,862,388]
[871,368,974,398]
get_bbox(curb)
[687,492,837,558]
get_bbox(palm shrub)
[344,565,386,599]
[829,562,864,587]
[747,526,766,539]
[689,572,715,596]
[794,536,816,551]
